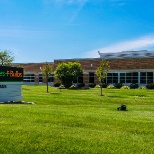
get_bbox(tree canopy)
[0,50,14,66]
[54,62,83,88]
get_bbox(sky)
[1,0,154,63]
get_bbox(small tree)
[0,50,14,66]
[96,59,110,96]
[42,63,52,93]
[54,62,83,88]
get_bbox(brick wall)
[18,63,54,73]
[54,57,154,71]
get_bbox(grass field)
[0,85,154,154]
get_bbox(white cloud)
[68,0,87,24]
[54,0,88,24]
[82,34,154,58]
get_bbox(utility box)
[0,66,24,102]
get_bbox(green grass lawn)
[0,85,154,154]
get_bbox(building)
[15,50,154,86]
[13,62,54,85]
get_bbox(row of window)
[87,72,154,84]
[23,72,154,84]
[105,72,153,84]
[23,74,54,83]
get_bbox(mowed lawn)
[0,85,154,154]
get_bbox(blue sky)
[1,0,154,63]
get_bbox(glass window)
[133,72,138,76]
[23,74,35,82]
[48,74,54,82]
[140,72,153,84]
[140,72,146,76]
[39,74,43,82]
[113,73,118,77]
[73,74,83,83]
[107,73,118,83]
[147,72,153,76]
[147,72,153,83]
[107,73,112,76]
[120,73,125,77]
[120,73,125,83]
[126,73,131,76]
[89,72,95,83]
[78,74,83,83]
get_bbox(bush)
[138,86,146,89]
[121,86,130,89]
[77,83,85,88]
[130,83,139,89]
[115,83,123,89]
[107,84,115,89]
[69,85,76,89]
[89,83,96,88]
[100,83,108,88]
[54,82,61,87]
[146,83,154,89]
[59,85,65,89]
[95,85,100,88]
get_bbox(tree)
[54,62,83,88]
[42,63,52,93]
[96,59,110,96]
[0,50,14,66]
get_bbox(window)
[48,74,54,82]
[132,72,138,83]
[120,73,125,83]
[140,72,153,84]
[120,72,138,84]
[147,72,153,83]
[39,74,43,82]
[107,73,118,83]
[73,74,83,83]
[23,74,35,82]
[89,72,95,83]
[140,72,146,84]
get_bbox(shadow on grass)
[108,96,123,98]
[49,92,61,95]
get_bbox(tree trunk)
[47,81,49,93]
[100,82,103,96]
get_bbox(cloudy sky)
[0,0,154,62]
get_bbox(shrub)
[115,83,123,89]
[69,85,76,89]
[54,82,61,87]
[100,83,108,88]
[88,83,96,88]
[121,86,130,89]
[130,83,139,89]
[107,84,115,89]
[138,86,146,89]
[59,85,65,89]
[95,84,100,88]
[77,83,85,88]
[146,83,154,89]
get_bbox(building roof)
[98,50,154,59]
